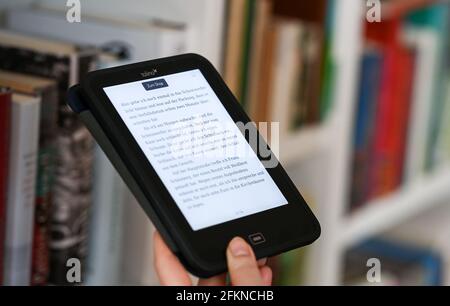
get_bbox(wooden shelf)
[341,167,450,247]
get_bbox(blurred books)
[343,1,450,286]
[0,7,187,285]
[349,2,450,211]
[223,0,332,133]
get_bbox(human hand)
[153,231,272,286]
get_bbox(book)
[6,6,187,63]
[246,0,272,122]
[3,93,41,286]
[238,0,256,110]
[0,87,12,285]
[289,22,323,128]
[6,8,188,284]
[0,29,97,285]
[268,19,304,142]
[350,49,383,210]
[319,0,336,120]
[0,70,58,285]
[273,0,327,125]
[365,20,415,197]
[223,0,247,97]
[252,24,277,125]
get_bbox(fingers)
[257,258,267,267]
[153,231,192,286]
[226,237,268,286]
[259,266,273,286]
[197,273,227,286]
[154,232,272,286]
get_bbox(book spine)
[253,24,276,124]
[31,86,59,285]
[350,51,383,210]
[0,88,12,285]
[239,0,256,110]
[269,20,302,137]
[369,44,414,197]
[223,0,247,97]
[49,53,96,285]
[391,48,415,187]
[247,0,271,121]
[369,46,397,198]
[4,95,41,286]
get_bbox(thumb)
[226,237,264,286]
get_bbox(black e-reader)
[67,54,320,278]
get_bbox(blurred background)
[0,0,449,286]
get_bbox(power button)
[248,233,266,245]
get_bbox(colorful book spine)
[350,50,383,209]
[365,19,414,197]
[370,45,414,197]
[3,93,41,285]
[390,47,415,187]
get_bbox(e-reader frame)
[67,54,320,278]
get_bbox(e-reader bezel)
[79,53,320,277]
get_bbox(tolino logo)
[66,0,81,23]
[141,68,158,78]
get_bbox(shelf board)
[341,167,450,247]
[277,124,331,166]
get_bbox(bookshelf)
[0,0,226,68]
[278,123,332,166]
[302,0,450,285]
[302,0,364,285]
[1,0,449,286]
[342,167,450,248]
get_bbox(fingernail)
[229,237,250,257]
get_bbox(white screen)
[104,69,287,230]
